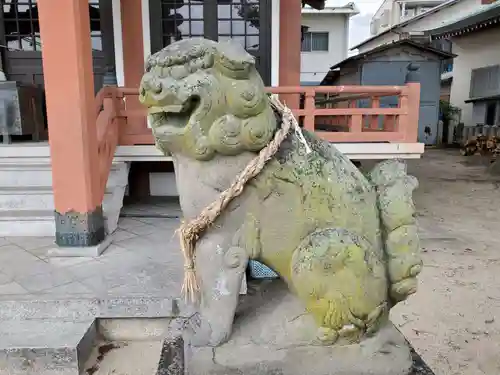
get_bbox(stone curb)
[0,295,198,321]
[156,335,185,375]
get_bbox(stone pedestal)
[185,281,431,375]
[48,208,112,257]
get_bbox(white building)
[370,0,446,36]
[430,1,500,131]
[352,0,494,54]
[300,3,359,85]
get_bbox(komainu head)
[139,38,277,160]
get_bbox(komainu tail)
[368,160,423,304]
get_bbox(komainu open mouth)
[148,96,200,129]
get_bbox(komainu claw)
[338,324,363,344]
[317,327,339,345]
[365,302,388,336]
[409,264,422,277]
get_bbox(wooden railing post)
[370,96,380,130]
[350,115,363,133]
[405,82,420,142]
[95,88,120,204]
[303,90,316,132]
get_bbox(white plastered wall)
[449,27,500,126]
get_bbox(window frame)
[301,31,329,53]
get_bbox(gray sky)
[324,0,383,49]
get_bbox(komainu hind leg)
[289,228,388,345]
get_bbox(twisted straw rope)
[177,94,303,303]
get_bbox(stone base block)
[186,323,414,375]
[47,235,112,257]
[185,280,435,375]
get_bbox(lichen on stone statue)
[139,38,422,359]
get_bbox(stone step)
[83,336,185,375]
[0,190,116,211]
[82,321,184,375]
[0,320,183,375]
[83,340,164,375]
[0,296,186,322]
[0,213,55,236]
[0,160,130,236]
[0,314,185,374]
[0,320,96,375]
[0,162,129,189]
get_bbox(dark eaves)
[302,0,326,10]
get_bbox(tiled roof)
[350,0,460,50]
[430,1,500,39]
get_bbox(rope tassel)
[177,95,310,303]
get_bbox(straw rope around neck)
[177,94,311,303]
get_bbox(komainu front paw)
[365,302,388,336]
[309,296,365,345]
[316,324,363,346]
[188,315,232,347]
[389,263,422,303]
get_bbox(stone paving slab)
[0,207,186,374]
[0,216,182,287]
[0,213,189,321]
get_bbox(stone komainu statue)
[139,38,422,347]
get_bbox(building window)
[301,32,329,52]
[2,0,102,51]
[403,8,415,18]
[217,1,261,52]
[432,38,452,53]
[89,0,102,51]
[470,65,500,99]
[3,0,41,51]
[161,0,205,46]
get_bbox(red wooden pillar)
[120,0,152,197]
[38,0,106,250]
[279,0,302,109]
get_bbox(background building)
[370,0,446,36]
[354,0,492,54]
[300,3,359,85]
[430,1,500,132]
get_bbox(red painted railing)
[106,84,420,145]
[269,84,420,143]
[93,84,421,186]
[94,87,122,201]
